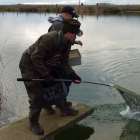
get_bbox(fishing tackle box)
[69,49,81,66]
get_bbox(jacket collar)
[60,30,68,45]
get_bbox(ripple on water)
[78,103,127,127]
[120,106,140,121]
[114,73,140,94]
[91,104,127,123]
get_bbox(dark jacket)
[48,15,64,32]
[19,30,74,87]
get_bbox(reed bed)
[0,4,140,14]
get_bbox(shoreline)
[0,4,140,14]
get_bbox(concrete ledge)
[0,102,94,140]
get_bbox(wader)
[20,65,71,125]
[19,31,72,125]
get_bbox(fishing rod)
[17,78,113,87]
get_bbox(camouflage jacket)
[19,30,74,86]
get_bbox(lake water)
[1,12,140,139]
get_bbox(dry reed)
[0,4,140,14]
[0,35,20,127]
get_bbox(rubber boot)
[65,100,72,107]
[43,105,55,114]
[57,101,79,116]
[56,100,72,108]
[29,122,44,135]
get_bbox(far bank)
[0,4,140,14]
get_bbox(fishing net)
[42,80,67,105]
[42,69,68,106]
[114,85,140,112]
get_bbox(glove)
[44,74,55,83]
[69,72,81,82]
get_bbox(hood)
[48,15,63,23]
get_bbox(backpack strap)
[57,31,60,48]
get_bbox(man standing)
[48,6,83,46]
[47,6,83,113]
[19,18,82,135]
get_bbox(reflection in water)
[1,12,140,139]
[120,119,140,140]
[91,103,127,123]
[54,124,94,140]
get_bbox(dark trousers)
[25,82,44,125]
[22,66,72,124]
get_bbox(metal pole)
[17,78,113,87]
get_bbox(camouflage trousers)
[19,50,44,124]
[24,82,44,125]
[19,50,72,124]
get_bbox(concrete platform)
[0,102,94,140]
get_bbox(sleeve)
[49,21,63,32]
[60,45,74,75]
[31,36,54,78]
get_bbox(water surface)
[1,12,140,139]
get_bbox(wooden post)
[0,93,2,110]
[78,0,80,12]
[0,89,1,110]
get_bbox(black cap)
[61,6,79,18]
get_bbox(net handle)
[17,78,113,87]
[17,78,73,82]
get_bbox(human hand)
[75,80,82,84]
[44,74,55,83]
[69,72,81,81]
[75,40,83,46]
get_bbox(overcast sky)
[0,0,140,5]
